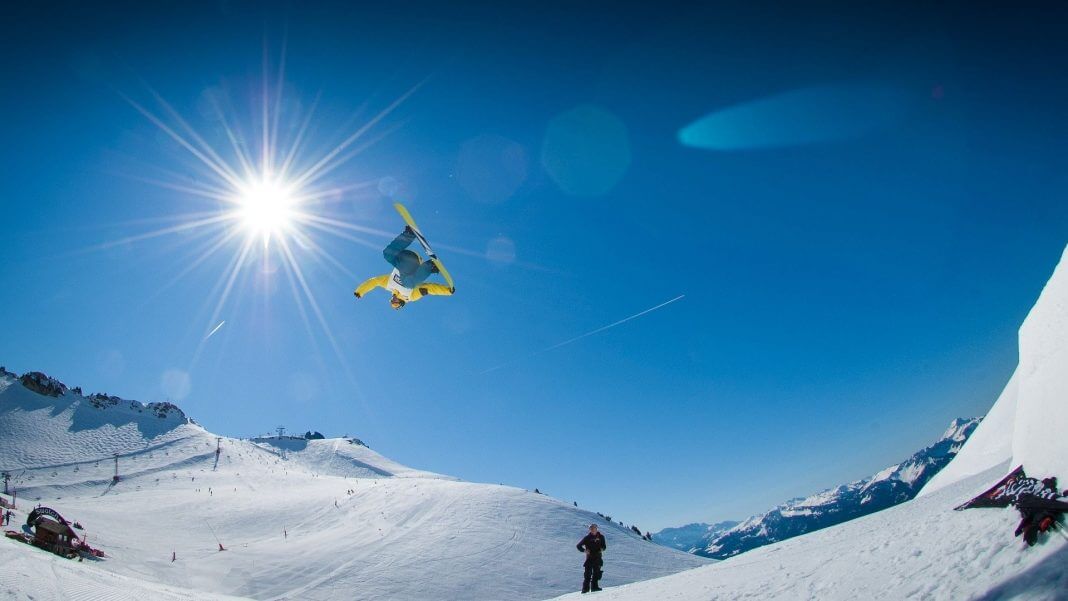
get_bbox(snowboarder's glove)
[354,291,361,299]
[1038,515,1056,534]
[428,261,440,274]
[403,225,415,236]
[1015,508,1058,546]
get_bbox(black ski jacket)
[577,532,607,556]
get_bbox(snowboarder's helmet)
[397,249,421,275]
[390,296,406,310]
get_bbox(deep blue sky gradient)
[2,2,1067,529]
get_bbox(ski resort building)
[32,517,78,556]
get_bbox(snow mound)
[922,244,1068,495]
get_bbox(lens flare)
[678,81,915,151]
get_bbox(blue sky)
[2,2,1067,530]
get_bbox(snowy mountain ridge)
[693,416,980,559]
[0,368,707,600]
[0,368,197,472]
[650,520,739,553]
[2,367,187,420]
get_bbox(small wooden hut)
[32,518,78,557]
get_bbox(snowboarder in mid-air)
[577,523,607,593]
[354,226,454,310]
[354,203,455,310]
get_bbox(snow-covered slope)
[248,435,447,480]
[551,244,1068,600]
[923,244,1068,495]
[0,370,192,469]
[692,418,979,560]
[0,542,244,601]
[0,371,706,600]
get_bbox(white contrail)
[205,320,226,340]
[481,294,685,375]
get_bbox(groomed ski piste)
[0,373,706,600]
[551,244,1068,601]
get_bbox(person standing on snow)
[576,523,607,593]
[354,226,454,310]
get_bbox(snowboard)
[393,202,456,291]
[955,465,1066,511]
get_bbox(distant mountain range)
[652,521,739,553]
[656,417,980,560]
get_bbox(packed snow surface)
[0,374,705,600]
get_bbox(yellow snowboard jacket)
[354,275,454,303]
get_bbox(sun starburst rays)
[94,50,419,392]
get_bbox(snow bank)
[922,244,1068,495]
[1013,245,1068,478]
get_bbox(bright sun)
[234,178,296,242]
